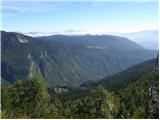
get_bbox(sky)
[1,0,158,35]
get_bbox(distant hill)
[1,31,158,87]
[80,58,157,90]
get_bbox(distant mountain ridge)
[1,31,158,87]
[37,34,145,50]
[24,29,158,50]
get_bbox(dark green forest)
[1,67,158,119]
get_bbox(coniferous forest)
[1,63,159,119]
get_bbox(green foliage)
[1,76,57,118]
[90,85,112,118]
[117,69,158,119]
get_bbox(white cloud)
[22,29,89,36]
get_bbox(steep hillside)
[1,31,47,84]
[1,31,158,87]
[80,58,157,90]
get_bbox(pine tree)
[91,85,112,118]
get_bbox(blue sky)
[1,0,158,34]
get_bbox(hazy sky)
[1,0,158,34]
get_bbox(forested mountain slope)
[80,58,157,90]
[1,31,158,87]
